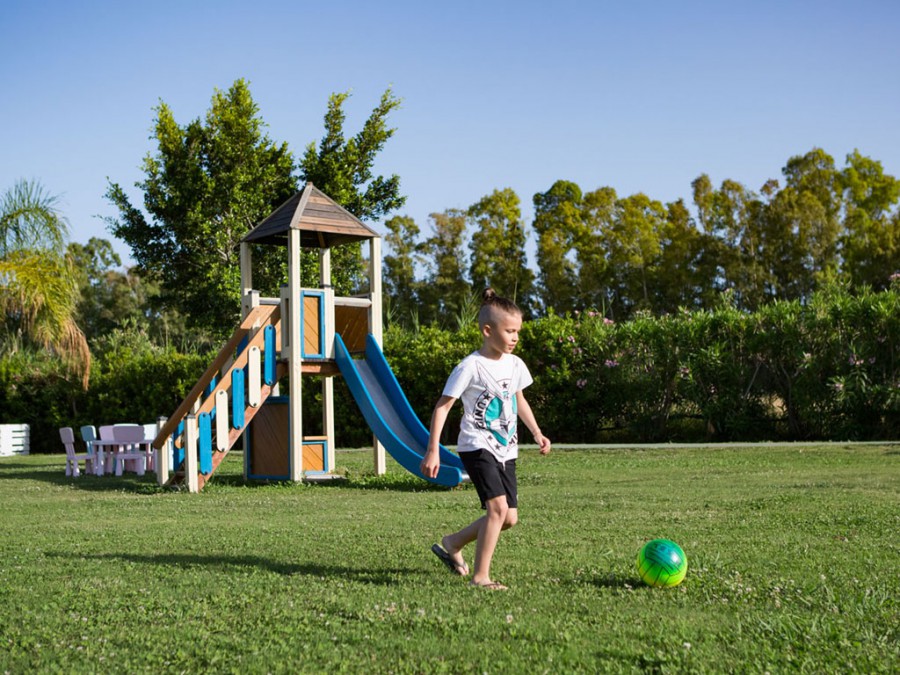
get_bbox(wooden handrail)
[169,313,283,450]
[153,304,281,449]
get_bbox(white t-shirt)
[442,351,534,463]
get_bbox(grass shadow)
[0,463,162,493]
[207,472,460,494]
[47,551,421,585]
[341,476,461,493]
[584,572,644,590]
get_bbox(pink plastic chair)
[60,427,97,477]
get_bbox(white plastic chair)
[142,423,158,470]
[109,425,156,476]
[98,425,118,474]
[60,427,97,477]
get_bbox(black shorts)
[459,450,517,509]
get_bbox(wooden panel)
[302,442,325,472]
[215,390,228,451]
[303,294,321,355]
[248,346,261,407]
[334,304,368,352]
[300,362,340,375]
[297,216,365,231]
[249,402,289,478]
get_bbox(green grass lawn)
[1,443,897,673]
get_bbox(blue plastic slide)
[334,333,466,487]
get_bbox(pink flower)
[603,318,614,325]
[604,359,619,368]
[576,378,587,389]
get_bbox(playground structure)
[152,184,466,492]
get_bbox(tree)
[106,79,297,338]
[782,148,843,225]
[299,88,406,293]
[0,179,89,385]
[648,199,718,313]
[533,180,582,314]
[577,186,617,314]
[605,193,667,315]
[468,188,534,312]
[692,174,765,308]
[839,150,900,289]
[760,185,831,302]
[69,238,133,341]
[773,149,843,298]
[419,209,471,325]
[383,215,423,326]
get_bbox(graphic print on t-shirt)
[472,360,518,456]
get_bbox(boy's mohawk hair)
[478,288,521,326]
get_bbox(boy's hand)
[536,433,551,455]
[420,449,441,479]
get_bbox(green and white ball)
[637,539,688,588]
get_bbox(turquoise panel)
[232,368,245,429]
[198,412,213,475]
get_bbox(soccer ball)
[637,539,687,588]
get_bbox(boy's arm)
[420,394,456,478]
[516,391,551,455]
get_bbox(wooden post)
[319,247,336,472]
[185,414,199,493]
[241,291,261,482]
[369,237,386,475]
[156,416,169,486]
[369,238,383,343]
[319,248,331,287]
[240,243,253,302]
[323,377,335,472]
[288,228,304,482]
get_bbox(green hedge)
[3,285,897,453]
[384,285,899,444]
[0,348,209,455]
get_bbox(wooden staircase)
[153,303,284,491]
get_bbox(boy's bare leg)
[471,495,509,586]
[444,519,480,552]
[444,505,518,582]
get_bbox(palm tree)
[0,179,90,386]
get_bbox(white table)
[91,437,154,476]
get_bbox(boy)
[420,288,551,590]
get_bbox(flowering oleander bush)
[3,284,898,452]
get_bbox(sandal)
[431,544,469,576]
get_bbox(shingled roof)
[242,183,379,248]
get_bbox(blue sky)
[3,0,899,266]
